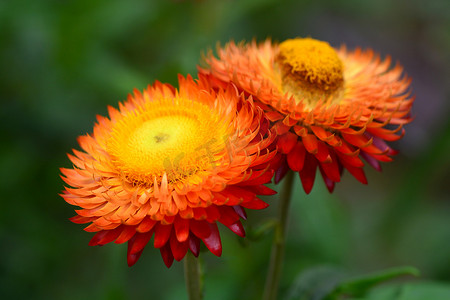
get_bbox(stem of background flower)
[184,251,203,300]
[263,170,295,300]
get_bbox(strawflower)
[200,37,414,193]
[60,75,277,267]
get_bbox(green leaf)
[367,281,450,300]
[285,266,347,300]
[325,266,420,300]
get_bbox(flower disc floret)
[108,96,230,186]
[275,38,344,107]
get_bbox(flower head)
[200,37,414,193]
[60,75,276,267]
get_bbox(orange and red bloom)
[200,37,414,193]
[60,75,277,267]
[61,36,414,267]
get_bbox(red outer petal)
[269,151,285,170]
[243,184,277,196]
[274,122,290,135]
[127,231,153,256]
[239,169,274,186]
[233,206,247,220]
[127,249,144,267]
[303,134,319,154]
[153,224,173,248]
[202,223,222,257]
[372,136,397,156]
[224,186,257,203]
[310,125,333,141]
[160,242,174,268]
[88,231,108,246]
[334,140,358,156]
[89,227,122,246]
[205,206,221,223]
[240,197,269,209]
[136,216,157,233]
[84,223,101,232]
[319,166,336,193]
[287,142,306,172]
[299,153,318,194]
[366,126,404,142]
[335,150,364,168]
[293,125,307,137]
[170,232,189,261]
[174,217,190,242]
[69,215,95,224]
[226,221,245,237]
[342,132,372,148]
[218,206,240,226]
[115,226,136,244]
[190,220,211,239]
[188,234,201,257]
[360,151,382,171]
[315,141,331,163]
[319,152,341,183]
[278,132,298,154]
[345,165,368,184]
[274,156,289,184]
[212,192,240,206]
[193,208,207,220]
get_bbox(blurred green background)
[1,0,449,299]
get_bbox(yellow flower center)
[275,37,344,107]
[107,97,230,186]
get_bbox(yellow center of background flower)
[107,97,230,186]
[275,37,344,108]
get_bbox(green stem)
[184,252,203,300]
[263,170,295,300]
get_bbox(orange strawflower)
[200,37,414,193]
[60,75,277,267]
